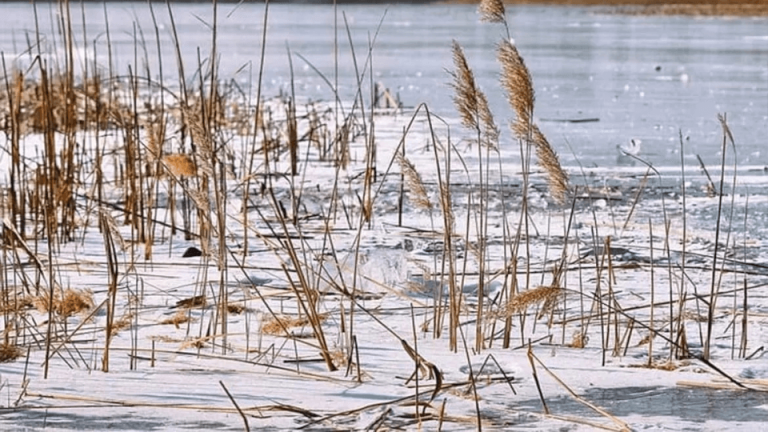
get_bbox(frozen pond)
[0,2,765,169]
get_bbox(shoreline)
[442,1,768,16]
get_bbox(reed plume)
[479,0,506,24]
[499,39,569,204]
[450,41,499,151]
[163,153,197,177]
[398,154,433,211]
[496,286,563,319]
[498,39,534,125]
[531,124,569,203]
[182,105,214,177]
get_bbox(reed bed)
[0,1,766,431]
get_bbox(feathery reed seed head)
[498,39,534,125]
[450,41,500,151]
[398,154,433,211]
[163,153,197,177]
[531,125,569,204]
[450,41,480,131]
[498,286,563,319]
[479,0,506,23]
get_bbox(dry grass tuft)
[0,295,34,314]
[451,41,481,131]
[0,343,23,363]
[262,314,328,336]
[479,0,506,23]
[226,303,246,315]
[496,286,564,319]
[172,295,207,309]
[182,105,214,177]
[34,288,94,318]
[161,310,193,329]
[111,312,134,336]
[163,153,197,177]
[568,332,589,348]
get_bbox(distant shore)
[445,0,768,16]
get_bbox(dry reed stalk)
[398,154,433,211]
[144,119,163,162]
[529,349,631,431]
[479,0,506,23]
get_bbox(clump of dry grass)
[495,286,564,319]
[172,295,206,309]
[0,295,34,314]
[111,312,134,336]
[34,288,94,318]
[262,314,328,336]
[226,303,246,315]
[530,124,569,203]
[163,153,197,177]
[0,343,23,363]
[568,332,589,348]
[498,40,534,126]
[161,310,193,328]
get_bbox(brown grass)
[0,343,23,363]
[262,314,329,336]
[34,288,94,318]
[161,310,193,328]
[227,303,246,315]
[451,42,500,150]
[111,312,135,336]
[173,295,207,309]
[496,286,564,318]
[163,153,197,177]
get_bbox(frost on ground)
[1,94,767,432]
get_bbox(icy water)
[0,2,765,170]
